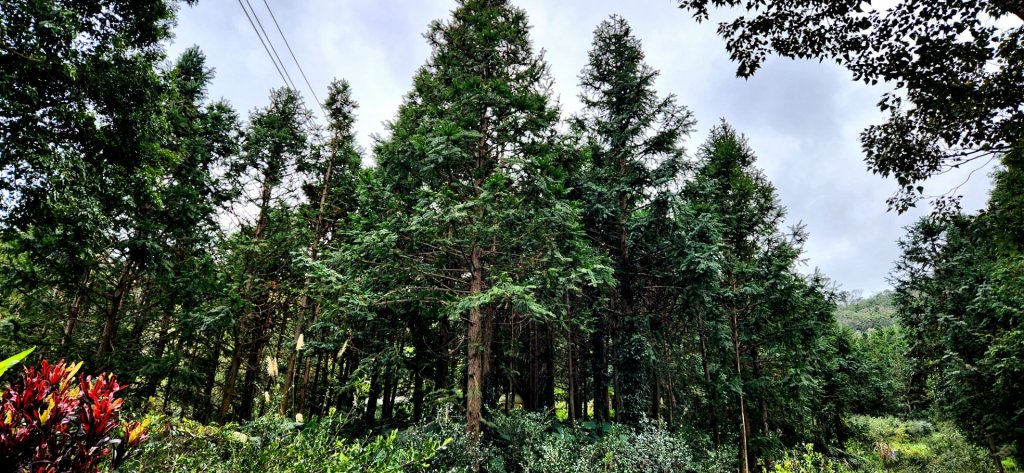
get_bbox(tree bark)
[98,258,135,357]
[696,308,722,448]
[218,333,242,423]
[591,315,609,422]
[567,326,576,427]
[730,310,751,473]
[988,433,1006,473]
[62,268,91,347]
[382,364,395,420]
[466,244,485,441]
[298,301,323,414]
[364,360,381,425]
[412,369,424,422]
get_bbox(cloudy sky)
[167,0,995,295]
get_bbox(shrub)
[845,415,1007,473]
[0,359,148,472]
[125,412,451,472]
[420,409,724,473]
[762,444,852,473]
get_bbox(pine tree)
[684,122,828,471]
[362,0,604,441]
[574,15,694,425]
[218,87,310,422]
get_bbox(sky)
[166,0,996,295]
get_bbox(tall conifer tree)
[365,0,603,440]
[574,15,694,424]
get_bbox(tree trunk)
[591,315,609,422]
[62,268,91,347]
[750,346,769,437]
[219,333,242,423]
[542,323,555,410]
[282,139,336,415]
[298,301,323,415]
[221,172,274,423]
[382,364,395,420]
[466,244,485,441]
[364,360,381,425]
[730,311,751,473]
[202,333,224,423]
[696,308,721,448]
[567,326,576,427]
[528,321,540,410]
[281,299,305,415]
[435,319,451,391]
[239,326,266,421]
[140,313,173,399]
[411,317,428,422]
[651,370,661,420]
[412,369,424,422]
[987,434,1006,473]
[98,259,135,357]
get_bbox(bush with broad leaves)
[0,358,148,472]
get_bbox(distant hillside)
[836,290,898,332]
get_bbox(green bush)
[124,413,450,472]
[844,415,1010,473]
[762,444,853,473]
[423,409,729,472]
[129,408,739,472]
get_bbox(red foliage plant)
[0,360,148,472]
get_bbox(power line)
[236,0,292,91]
[260,0,327,118]
[243,0,299,92]
[235,0,331,148]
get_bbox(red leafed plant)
[0,360,148,472]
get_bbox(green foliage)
[844,416,1010,473]
[835,291,897,333]
[4,1,1020,471]
[424,409,731,473]
[126,413,451,472]
[678,0,1024,212]
[0,347,34,378]
[832,325,913,417]
[892,154,1024,454]
[761,444,852,473]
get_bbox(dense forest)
[1,0,1021,472]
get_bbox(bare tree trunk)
[98,259,135,357]
[364,359,381,425]
[282,140,336,415]
[221,173,274,423]
[382,364,395,420]
[412,370,424,422]
[988,434,1006,473]
[750,346,769,437]
[466,244,485,441]
[219,333,242,423]
[201,334,224,422]
[62,268,91,347]
[567,326,576,427]
[651,370,661,420]
[298,301,323,415]
[435,319,450,390]
[591,315,609,422]
[697,308,721,448]
[542,323,555,410]
[730,310,750,473]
